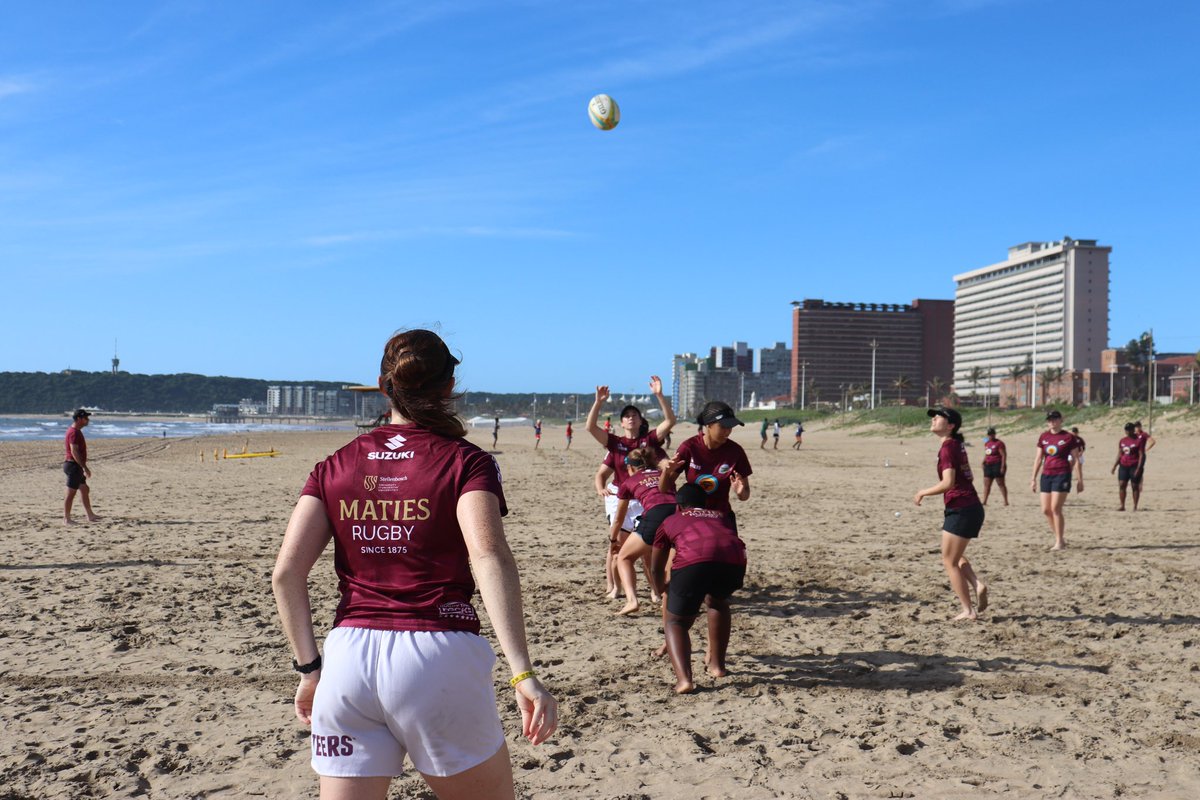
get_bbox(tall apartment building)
[953,238,1110,400]
[790,299,954,406]
[671,341,792,417]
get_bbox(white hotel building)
[953,238,1110,400]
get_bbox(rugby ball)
[588,94,620,130]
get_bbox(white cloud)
[0,78,35,100]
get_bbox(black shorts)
[983,463,1004,479]
[1040,474,1072,493]
[635,503,676,546]
[1118,465,1143,485]
[943,503,984,539]
[63,461,86,489]
[667,561,746,616]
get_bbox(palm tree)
[892,374,912,406]
[926,377,946,407]
[1039,367,1065,406]
[1008,361,1031,407]
[967,367,986,407]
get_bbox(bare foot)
[705,663,728,678]
[652,643,668,659]
[87,515,103,522]
[649,593,662,604]
[975,582,989,613]
[616,600,639,616]
[64,518,78,526]
[1050,542,1067,551]
[674,680,696,694]
[1003,501,1009,506]
[605,588,619,600]
[952,610,977,621]
[1117,506,1125,511]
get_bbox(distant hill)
[0,371,351,414]
[0,371,666,418]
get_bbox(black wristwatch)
[293,654,322,674]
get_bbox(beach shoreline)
[1,423,1197,798]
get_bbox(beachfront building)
[953,238,1110,405]
[790,299,954,408]
[671,341,792,417]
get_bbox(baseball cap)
[72,409,91,420]
[697,401,743,427]
[1045,409,1063,420]
[927,406,962,427]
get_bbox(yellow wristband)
[509,670,536,688]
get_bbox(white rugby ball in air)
[588,94,620,130]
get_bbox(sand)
[1,413,1198,799]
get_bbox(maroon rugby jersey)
[982,438,1005,465]
[653,507,747,570]
[673,434,753,515]
[301,424,507,634]
[616,468,675,511]
[1037,431,1079,476]
[64,426,86,462]
[937,438,980,509]
[1118,436,1143,468]
[605,430,668,464]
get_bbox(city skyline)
[2,3,1198,391]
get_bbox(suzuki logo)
[384,433,407,451]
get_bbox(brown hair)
[625,447,660,472]
[379,329,465,437]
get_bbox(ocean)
[0,416,354,442]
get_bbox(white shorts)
[310,626,504,778]
[604,483,643,532]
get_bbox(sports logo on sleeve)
[695,474,719,494]
[716,463,732,475]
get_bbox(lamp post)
[1030,303,1040,408]
[869,340,879,411]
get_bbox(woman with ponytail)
[273,329,556,800]
[913,406,989,621]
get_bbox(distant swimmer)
[63,409,101,525]
[1030,410,1083,551]
[980,427,1008,506]
[533,419,542,450]
[1111,422,1146,511]
[272,329,556,798]
[914,407,988,621]
[650,483,747,694]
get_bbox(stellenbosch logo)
[369,432,414,460]
[363,475,379,491]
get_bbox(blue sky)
[2,1,1197,393]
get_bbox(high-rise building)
[953,238,1110,401]
[790,299,954,406]
[672,341,790,417]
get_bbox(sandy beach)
[2,411,1198,799]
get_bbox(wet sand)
[1,412,1198,798]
